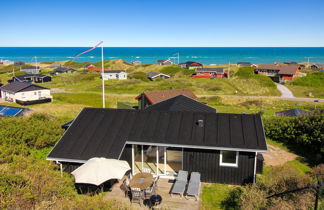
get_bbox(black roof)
[237,62,252,65]
[0,81,48,93]
[54,67,75,72]
[14,74,50,80]
[47,108,267,162]
[196,68,224,73]
[103,70,126,73]
[145,95,216,113]
[275,109,309,117]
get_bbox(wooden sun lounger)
[185,172,201,201]
[170,170,188,197]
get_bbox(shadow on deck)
[104,177,200,210]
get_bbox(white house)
[0,82,52,105]
[101,70,127,80]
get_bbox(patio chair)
[130,187,143,206]
[153,175,159,187]
[121,177,130,197]
[185,172,201,201]
[170,170,188,197]
[142,168,151,173]
[144,184,155,199]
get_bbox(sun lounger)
[170,170,188,197]
[185,172,201,201]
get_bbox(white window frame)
[219,151,239,167]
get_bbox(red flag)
[72,41,103,61]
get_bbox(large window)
[220,151,238,167]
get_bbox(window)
[220,151,238,167]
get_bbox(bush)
[264,114,324,164]
[0,114,64,163]
[222,165,315,209]
[160,66,182,76]
[129,71,149,81]
[290,71,324,87]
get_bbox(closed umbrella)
[71,157,131,186]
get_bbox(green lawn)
[286,71,324,98]
[201,184,235,210]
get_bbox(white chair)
[142,168,151,173]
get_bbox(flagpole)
[101,44,105,108]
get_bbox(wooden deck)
[104,177,200,210]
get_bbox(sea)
[0,47,324,65]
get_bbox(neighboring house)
[191,68,227,79]
[144,95,216,113]
[61,95,215,130]
[178,61,203,69]
[14,61,25,66]
[146,72,170,81]
[84,64,96,70]
[237,62,252,67]
[136,88,197,110]
[0,81,52,105]
[310,64,324,70]
[61,120,74,130]
[132,60,141,65]
[101,70,127,80]
[254,64,301,82]
[275,109,309,117]
[12,74,52,83]
[20,66,41,74]
[49,63,61,68]
[47,108,267,185]
[0,60,14,65]
[51,67,76,75]
[157,59,173,65]
[284,61,298,65]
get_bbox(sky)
[1,0,324,47]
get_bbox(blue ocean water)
[0,47,323,64]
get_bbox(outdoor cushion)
[176,170,188,182]
[171,180,187,195]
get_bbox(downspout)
[56,161,63,177]
[141,93,145,110]
[253,152,258,183]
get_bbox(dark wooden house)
[12,74,52,83]
[146,72,170,81]
[157,59,173,65]
[51,67,76,75]
[237,62,252,67]
[135,88,197,110]
[47,108,267,185]
[178,61,203,69]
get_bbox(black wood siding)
[62,162,82,173]
[256,153,264,174]
[183,148,255,185]
[119,144,132,166]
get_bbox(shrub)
[290,71,324,87]
[160,66,182,76]
[222,165,315,209]
[264,114,324,164]
[129,71,149,81]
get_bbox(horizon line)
[0,46,324,48]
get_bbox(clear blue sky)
[1,0,324,47]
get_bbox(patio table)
[129,173,153,190]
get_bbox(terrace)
[105,176,200,209]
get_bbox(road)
[275,83,294,98]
